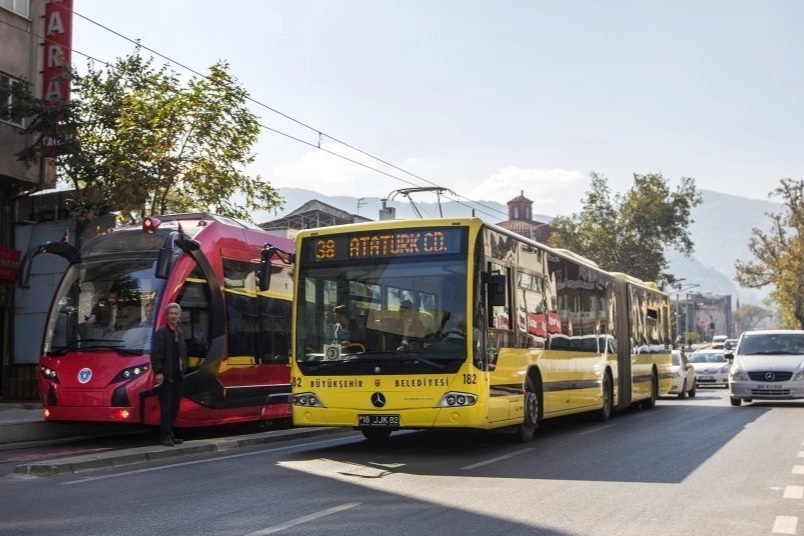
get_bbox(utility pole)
[669,283,700,345]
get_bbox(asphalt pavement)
[0,402,348,476]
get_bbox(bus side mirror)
[155,248,174,279]
[489,273,506,307]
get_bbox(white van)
[728,330,804,406]
[711,334,728,349]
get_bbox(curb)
[14,426,350,476]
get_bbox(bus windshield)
[44,257,167,356]
[296,256,468,368]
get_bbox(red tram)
[19,213,294,427]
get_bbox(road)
[0,387,802,536]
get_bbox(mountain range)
[262,188,781,306]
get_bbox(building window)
[0,0,29,18]
[0,74,24,126]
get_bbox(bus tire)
[516,375,540,442]
[596,372,613,422]
[730,397,741,407]
[641,371,658,410]
[361,428,393,442]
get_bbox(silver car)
[728,329,804,407]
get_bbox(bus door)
[484,263,528,423]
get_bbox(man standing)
[150,302,187,446]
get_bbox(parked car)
[728,329,804,406]
[689,349,730,388]
[668,349,696,399]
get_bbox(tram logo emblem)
[371,392,386,408]
[78,368,92,384]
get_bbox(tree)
[733,303,774,332]
[6,49,283,245]
[547,172,702,286]
[735,178,804,329]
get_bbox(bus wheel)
[361,428,393,442]
[596,372,613,422]
[730,397,741,407]
[641,372,658,410]
[516,376,540,442]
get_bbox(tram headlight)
[292,392,324,407]
[39,366,59,383]
[436,392,478,408]
[111,364,150,383]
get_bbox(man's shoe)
[161,437,174,447]
[172,438,184,445]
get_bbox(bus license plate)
[358,414,399,427]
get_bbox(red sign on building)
[42,0,74,105]
[0,246,21,282]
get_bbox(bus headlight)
[437,392,477,407]
[292,393,325,407]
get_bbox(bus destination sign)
[306,227,466,262]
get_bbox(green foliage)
[733,303,774,332]
[547,172,702,286]
[735,178,804,328]
[8,49,283,240]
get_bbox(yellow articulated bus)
[290,217,673,441]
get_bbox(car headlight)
[720,364,731,373]
[793,370,804,382]
[730,365,748,381]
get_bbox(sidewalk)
[0,402,133,445]
[0,402,350,475]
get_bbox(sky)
[68,0,804,219]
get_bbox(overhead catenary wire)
[6,10,512,221]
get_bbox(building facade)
[496,191,552,243]
[1,0,73,398]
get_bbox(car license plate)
[698,376,713,381]
[358,414,399,427]
[757,383,784,390]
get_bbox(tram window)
[176,276,212,369]
[257,297,291,363]
[226,291,256,360]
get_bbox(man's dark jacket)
[150,325,188,381]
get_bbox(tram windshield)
[43,257,167,356]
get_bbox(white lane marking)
[792,466,804,475]
[798,451,804,458]
[62,436,352,485]
[784,486,804,499]
[772,516,798,534]
[461,448,534,471]
[244,502,361,536]
[577,424,616,435]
